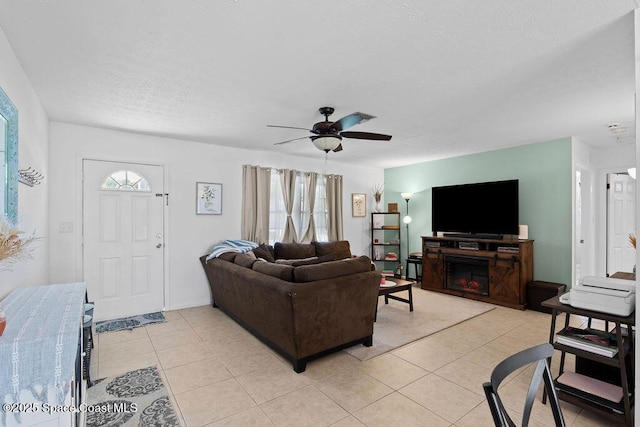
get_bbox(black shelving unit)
[371,212,401,278]
[542,295,634,426]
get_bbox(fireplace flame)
[458,279,482,294]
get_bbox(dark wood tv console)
[421,235,533,309]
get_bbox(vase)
[375,201,383,212]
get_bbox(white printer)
[563,276,636,317]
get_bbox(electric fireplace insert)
[445,256,489,296]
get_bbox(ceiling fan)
[268,107,392,153]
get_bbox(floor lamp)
[401,193,413,260]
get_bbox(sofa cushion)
[234,251,258,268]
[313,241,352,260]
[253,244,276,263]
[317,253,337,263]
[252,260,295,281]
[293,256,372,283]
[217,252,238,263]
[274,242,316,260]
[275,256,321,267]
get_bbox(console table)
[421,235,533,309]
[0,283,87,427]
[542,295,634,426]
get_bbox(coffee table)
[375,278,414,321]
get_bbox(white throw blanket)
[206,239,259,261]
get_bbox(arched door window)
[100,170,151,192]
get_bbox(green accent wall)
[385,138,572,288]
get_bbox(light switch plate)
[59,221,73,233]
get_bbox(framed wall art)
[352,193,366,217]
[196,182,222,215]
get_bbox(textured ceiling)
[0,1,636,168]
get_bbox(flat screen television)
[432,179,519,237]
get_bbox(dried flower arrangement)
[629,233,636,249]
[0,217,38,270]
[372,183,384,202]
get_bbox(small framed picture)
[352,193,366,217]
[196,182,222,215]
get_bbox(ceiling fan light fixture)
[608,123,628,135]
[269,107,392,153]
[311,135,342,152]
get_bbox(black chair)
[483,343,565,427]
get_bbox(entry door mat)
[95,312,166,334]
[86,365,180,427]
[345,287,495,360]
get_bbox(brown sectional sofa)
[200,241,381,372]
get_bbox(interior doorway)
[606,172,635,276]
[575,167,594,285]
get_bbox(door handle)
[156,243,163,248]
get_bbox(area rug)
[345,287,495,360]
[95,312,166,333]
[86,365,179,427]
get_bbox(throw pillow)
[253,244,276,263]
[234,251,258,268]
[217,252,238,263]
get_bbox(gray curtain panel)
[326,174,343,241]
[241,164,271,243]
[300,172,318,243]
[279,168,298,243]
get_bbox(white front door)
[83,160,165,321]
[607,173,635,275]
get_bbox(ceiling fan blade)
[274,136,311,145]
[340,131,392,141]
[333,143,343,152]
[267,125,312,132]
[330,112,376,132]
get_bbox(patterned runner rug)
[86,365,179,427]
[95,312,166,333]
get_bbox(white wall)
[0,26,49,297]
[48,122,384,310]
[582,141,635,276]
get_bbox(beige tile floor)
[91,288,629,427]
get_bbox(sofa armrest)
[289,270,380,358]
[202,258,299,355]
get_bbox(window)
[100,170,151,192]
[314,178,328,241]
[268,170,328,244]
[269,171,286,243]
